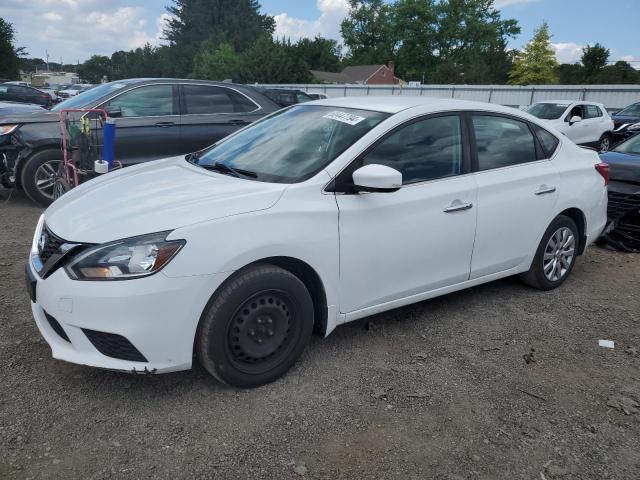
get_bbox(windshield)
[51,81,135,111]
[615,103,640,117]
[527,103,569,120]
[196,105,389,183]
[613,134,640,155]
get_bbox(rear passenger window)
[585,105,602,118]
[473,115,537,171]
[362,115,463,184]
[531,124,560,158]
[183,85,257,114]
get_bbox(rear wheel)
[520,215,579,290]
[598,133,612,152]
[20,149,63,206]
[196,264,314,388]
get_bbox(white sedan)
[26,97,608,387]
[527,100,614,151]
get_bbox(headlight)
[65,231,185,281]
[0,124,18,136]
[628,122,640,131]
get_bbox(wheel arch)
[15,144,63,189]
[558,207,587,255]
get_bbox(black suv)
[0,79,280,205]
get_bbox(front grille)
[82,329,148,362]
[44,311,70,342]
[607,191,640,220]
[38,225,65,264]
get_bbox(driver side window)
[361,115,463,185]
[104,85,175,117]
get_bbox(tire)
[598,133,612,152]
[196,264,314,388]
[20,149,64,206]
[520,215,579,291]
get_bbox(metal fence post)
[488,87,494,103]
[529,87,535,105]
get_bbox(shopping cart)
[53,108,120,200]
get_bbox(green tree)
[294,36,342,72]
[508,21,558,85]
[555,63,585,84]
[77,55,112,83]
[341,0,398,65]
[238,37,309,83]
[164,0,275,76]
[193,41,240,80]
[594,61,639,84]
[0,18,25,80]
[581,43,609,80]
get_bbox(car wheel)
[598,133,612,152]
[20,150,64,206]
[196,264,314,388]
[520,215,579,291]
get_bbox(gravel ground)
[1,189,639,480]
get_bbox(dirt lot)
[1,189,639,480]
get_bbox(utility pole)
[45,51,50,72]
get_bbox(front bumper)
[27,260,231,373]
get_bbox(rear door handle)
[228,119,250,126]
[535,185,556,195]
[443,201,473,213]
[155,122,175,128]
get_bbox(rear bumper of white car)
[26,261,229,373]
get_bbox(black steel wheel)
[196,264,314,388]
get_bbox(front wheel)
[196,264,314,388]
[520,215,579,290]
[598,133,612,152]
[20,149,64,206]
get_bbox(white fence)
[262,84,640,110]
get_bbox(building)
[20,71,79,87]
[311,62,402,85]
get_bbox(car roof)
[536,100,605,107]
[306,96,528,115]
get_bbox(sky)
[2,0,639,67]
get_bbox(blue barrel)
[103,118,116,169]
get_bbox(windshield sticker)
[323,111,366,125]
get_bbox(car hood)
[611,115,640,124]
[44,156,287,243]
[600,151,640,184]
[0,109,60,125]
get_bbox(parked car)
[37,86,60,103]
[0,78,279,205]
[0,101,46,115]
[258,88,313,107]
[610,102,640,141]
[308,93,328,100]
[0,83,53,108]
[599,133,640,251]
[26,97,608,387]
[57,84,93,99]
[527,100,614,151]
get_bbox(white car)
[26,97,609,387]
[527,100,614,151]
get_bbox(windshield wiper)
[198,161,258,179]
[185,151,201,164]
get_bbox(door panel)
[470,114,559,278]
[98,84,182,165]
[336,114,477,313]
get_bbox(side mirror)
[104,106,122,118]
[352,164,402,193]
[569,115,582,125]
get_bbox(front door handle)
[535,185,556,195]
[155,121,175,128]
[443,201,473,213]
